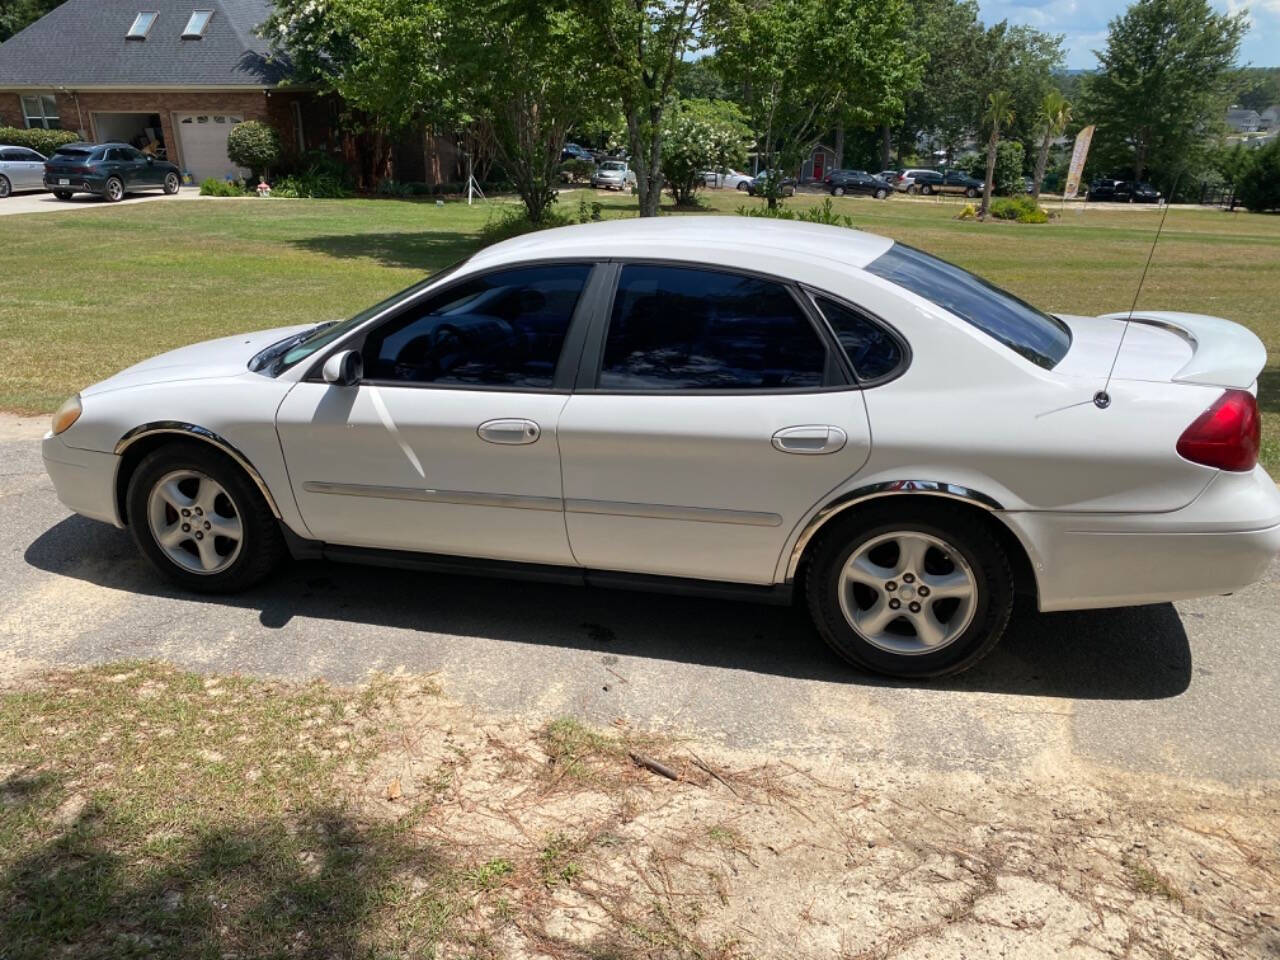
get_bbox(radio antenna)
[1095,170,1181,409]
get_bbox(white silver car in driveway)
[0,145,47,197]
[591,160,635,191]
[42,218,1280,677]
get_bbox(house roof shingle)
[0,0,291,87]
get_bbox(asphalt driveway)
[3,414,1277,786]
[0,186,204,216]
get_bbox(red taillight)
[1176,389,1260,472]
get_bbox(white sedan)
[702,168,753,190]
[42,218,1280,677]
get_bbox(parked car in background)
[825,170,892,199]
[703,168,753,190]
[1129,182,1162,203]
[1086,179,1131,202]
[746,172,797,197]
[44,218,1278,680]
[591,159,634,191]
[878,170,899,182]
[894,169,942,194]
[938,170,983,198]
[44,142,181,202]
[0,145,47,197]
[561,143,594,164]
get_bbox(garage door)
[176,114,245,182]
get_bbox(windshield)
[866,243,1071,369]
[258,261,469,376]
[601,161,626,171]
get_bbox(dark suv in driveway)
[824,169,893,198]
[44,142,182,202]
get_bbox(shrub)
[199,178,247,197]
[0,126,79,157]
[559,157,594,183]
[988,194,1049,223]
[1238,139,1280,213]
[479,205,574,245]
[737,197,853,228]
[960,140,1025,195]
[225,120,281,180]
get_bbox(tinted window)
[866,244,1071,369]
[599,265,827,391]
[813,297,904,382]
[362,264,590,388]
[52,148,91,159]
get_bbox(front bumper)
[1003,467,1280,612]
[42,432,121,526]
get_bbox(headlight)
[51,394,82,435]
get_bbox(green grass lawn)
[1,190,1277,469]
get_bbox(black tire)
[163,171,180,195]
[966,187,977,198]
[126,440,286,593]
[906,184,918,195]
[874,188,887,200]
[920,184,932,195]
[0,175,10,199]
[53,190,74,200]
[804,501,1014,678]
[736,181,748,191]
[104,176,125,202]
[831,185,845,196]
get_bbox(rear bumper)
[1003,467,1280,612]
[42,432,121,526]
[43,175,108,194]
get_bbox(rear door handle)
[771,425,847,455]
[478,418,540,445]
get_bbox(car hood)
[81,324,314,396]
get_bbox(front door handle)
[771,425,847,455]
[478,418,540,445]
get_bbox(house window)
[21,94,60,130]
[182,10,212,38]
[127,11,158,38]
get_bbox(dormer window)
[182,10,213,38]
[127,11,157,39]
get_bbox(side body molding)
[113,421,284,519]
[784,480,1003,581]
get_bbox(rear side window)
[866,243,1071,369]
[52,148,91,159]
[361,264,590,388]
[812,296,905,383]
[598,265,827,391]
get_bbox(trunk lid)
[1053,311,1266,391]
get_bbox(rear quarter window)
[865,243,1071,370]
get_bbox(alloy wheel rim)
[147,469,244,574]
[166,174,178,191]
[837,531,977,656]
[0,177,9,198]
[108,180,122,200]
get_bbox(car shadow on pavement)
[25,516,1191,701]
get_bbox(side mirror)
[322,349,362,387]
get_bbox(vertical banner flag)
[1063,125,1095,200]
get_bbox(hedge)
[0,126,80,157]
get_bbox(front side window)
[866,243,1071,369]
[813,296,905,383]
[21,94,59,130]
[362,264,591,388]
[598,265,827,391]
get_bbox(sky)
[977,0,1280,69]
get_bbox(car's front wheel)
[104,176,125,202]
[0,175,10,199]
[126,441,285,593]
[163,172,180,194]
[874,187,888,199]
[920,184,933,195]
[966,187,978,198]
[736,181,748,191]
[805,502,1013,678]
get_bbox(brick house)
[0,0,339,181]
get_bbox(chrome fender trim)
[784,480,1003,581]
[113,421,283,519]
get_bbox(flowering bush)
[661,99,753,206]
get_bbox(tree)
[1032,90,1071,199]
[226,121,281,182]
[262,0,453,189]
[660,99,752,205]
[979,90,1014,218]
[1237,139,1280,213]
[1081,0,1248,190]
[1231,67,1280,113]
[568,0,709,217]
[960,139,1024,196]
[0,0,62,42]
[710,0,917,208]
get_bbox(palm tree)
[1032,90,1071,201]
[979,90,1014,220]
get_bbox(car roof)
[468,216,896,272]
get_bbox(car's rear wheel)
[966,187,977,198]
[104,177,124,202]
[874,187,888,199]
[0,175,11,199]
[163,172,180,195]
[832,185,845,196]
[53,190,73,200]
[126,441,285,593]
[805,502,1013,678]
[906,184,917,195]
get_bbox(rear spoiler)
[1099,310,1266,390]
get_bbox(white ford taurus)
[42,218,1280,677]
